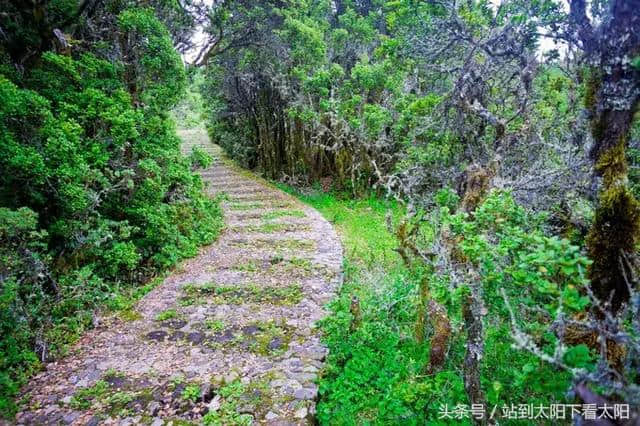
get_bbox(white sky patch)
[183,27,208,64]
[489,0,569,57]
[182,0,215,64]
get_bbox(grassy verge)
[274,186,433,423]
[278,186,573,425]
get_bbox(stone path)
[14,129,343,425]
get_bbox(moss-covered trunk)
[585,108,640,312]
[569,0,640,313]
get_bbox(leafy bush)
[440,190,591,317]
[0,208,47,415]
[285,186,591,424]
[431,190,591,411]
[0,5,222,418]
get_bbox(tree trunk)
[462,287,486,425]
[574,0,640,313]
[585,108,640,312]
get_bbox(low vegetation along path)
[16,129,343,425]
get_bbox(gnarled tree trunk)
[570,0,640,313]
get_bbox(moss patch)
[231,260,259,272]
[595,139,628,187]
[232,222,311,234]
[120,309,143,322]
[203,321,293,356]
[229,202,263,211]
[182,282,304,306]
[155,309,180,322]
[202,378,273,425]
[268,257,314,277]
[261,209,306,220]
[104,391,136,416]
[247,321,292,356]
[228,238,316,251]
[586,183,640,309]
[69,377,154,418]
[69,380,110,410]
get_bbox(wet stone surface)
[14,128,343,425]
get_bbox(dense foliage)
[280,186,588,423]
[199,0,640,423]
[2,0,640,423]
[201,1,586,198]
[0,0,221,416]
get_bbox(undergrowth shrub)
[305,188,591,424]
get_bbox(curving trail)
[15,129,343,425]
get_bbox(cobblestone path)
[15,129,342,425]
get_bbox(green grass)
[205,319,226,332]
[274,185,404,269]
[278,185,572,425]
[155,309,179,321]
[181,384,201,402]
[261,209,306,220]
[274,187,432,423]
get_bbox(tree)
[566,0,640,313]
